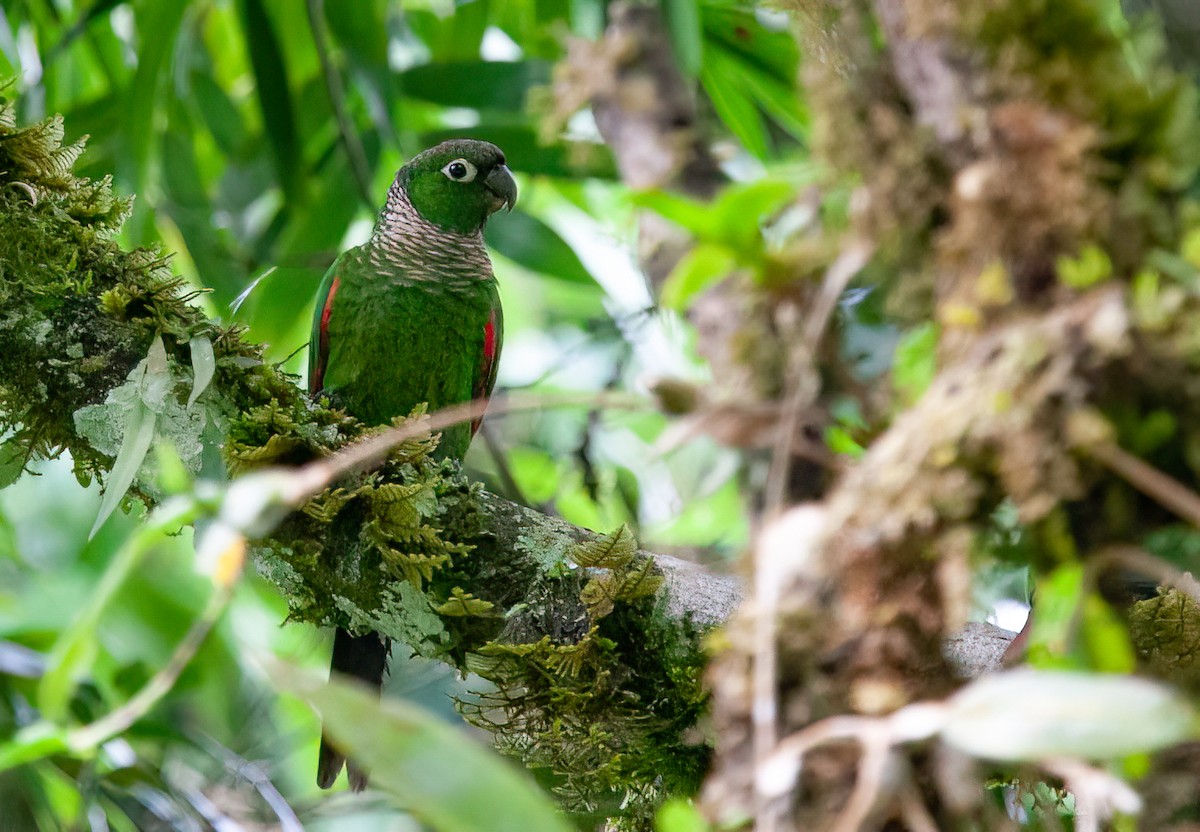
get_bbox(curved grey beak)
[484,164,517,213]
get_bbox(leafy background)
[12,0,1187,827]
[0,0,812,828]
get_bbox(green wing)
[309,260,342,395]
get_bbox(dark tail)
[317,628,390,791]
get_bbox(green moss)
[0,98,301,497]
[0,113,160,478]
[973,0,1199,267]
[1130,588,1200,687]
[242,413,492,651]
[460,527,709,829]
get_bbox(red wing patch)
[483,317,497,363]
[471,310,499,436]
[311,275,341,394]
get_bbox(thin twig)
[68,585,233,752]
[286,390,644,508]
[801,239,876,355]
[751,548,785,832]
[306,0,375,209]
[1090,544,1200,608]
[189,732,304,832]
[761,309,809,519]
[761,702,948,808]
[1091,441,1200,529]
[831,737,891,832]
[763,239,873,513]
[479,421,531,507]
[898,780,940,832]
[754,241,872,832]
[579,349,635,517]
[179,787,241,831]
[761,715,872,797]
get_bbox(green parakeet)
[308,140,516,790]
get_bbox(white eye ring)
[441,159,477,182]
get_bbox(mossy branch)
[0,96,735,822]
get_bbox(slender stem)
[763,240,873,513]
[753,244,870,830]
[1091,441,1200,528]
[67,585,233,752]
[291,390,644,506]
[38,498,200,722]
[306,0,375,209]
[189,732,304,832]
[1090,544,1200,608]
[479,421,531,507]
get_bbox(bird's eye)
[441,159,477,182]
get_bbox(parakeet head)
[393,139,517,235]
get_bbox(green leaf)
[697,10,807,150]
[276,663,573,832]
[1057,244,1113,289]
[38,496,200,724]
[1028,562,1087,664]
[1126,408,1177,455]
[892,322,938,405]
[0,722,70,775]
[711,180,797,253]
[126,0,187,188]
[231,265,325,366]
[88,336,169,540]
[0,438,27,489]
[825,425,865,458]
[569,0,604,38]
[942,669,1197,762]
[399,61,550,111]
[701,50,769,158]
[406,1,490,61]
[485,209,597,285]
[189,70,246,155]
[656,799,711,832]
[448,0,491,60]
[89,401,155,541]
[153,442,192,496]
[47,0,129,59]
[506,448,562,505]
[160,109,247,305]
[660,243,736,310]
[630,190,715,237]
[663,0,703,77]
[732,54,808,142]
[434,587,496,617]
[634,181,795,254]
[324,0,389,66]
[1144,524,1200,572]
[1081,595,1136,673]
[187,335,215,408]
[570,524,638,569]
[238,0,301,202]
[703,6,800,85]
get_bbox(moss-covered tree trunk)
[694,1,1200,829]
